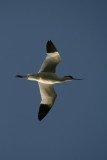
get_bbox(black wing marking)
[46,40,58,53]
[38,104,51,121]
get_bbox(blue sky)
[0,0,107,159]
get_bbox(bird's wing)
[38,82,57,121]
[38,40,61,73]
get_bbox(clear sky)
[0,0,107,159]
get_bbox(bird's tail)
[16,75,27,78]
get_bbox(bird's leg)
[16,75,27,78]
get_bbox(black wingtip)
[46,40,58,53]
[38,104,51,121]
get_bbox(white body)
[27,72,72,84]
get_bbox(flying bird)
[16,40,82,121]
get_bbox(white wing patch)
[39,40,61,73]
[38,82,57,120]
[38,82,57,106]
[39,51,61,73]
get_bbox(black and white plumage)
[37,40,60,120]
[16,40,82,121]
[38,83,57,120]
[39,41,61,73]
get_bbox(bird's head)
[64,75,83,80]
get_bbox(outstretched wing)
[38,82,57,121]
[39,40,61,73]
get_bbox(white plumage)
[16,40,82,121]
